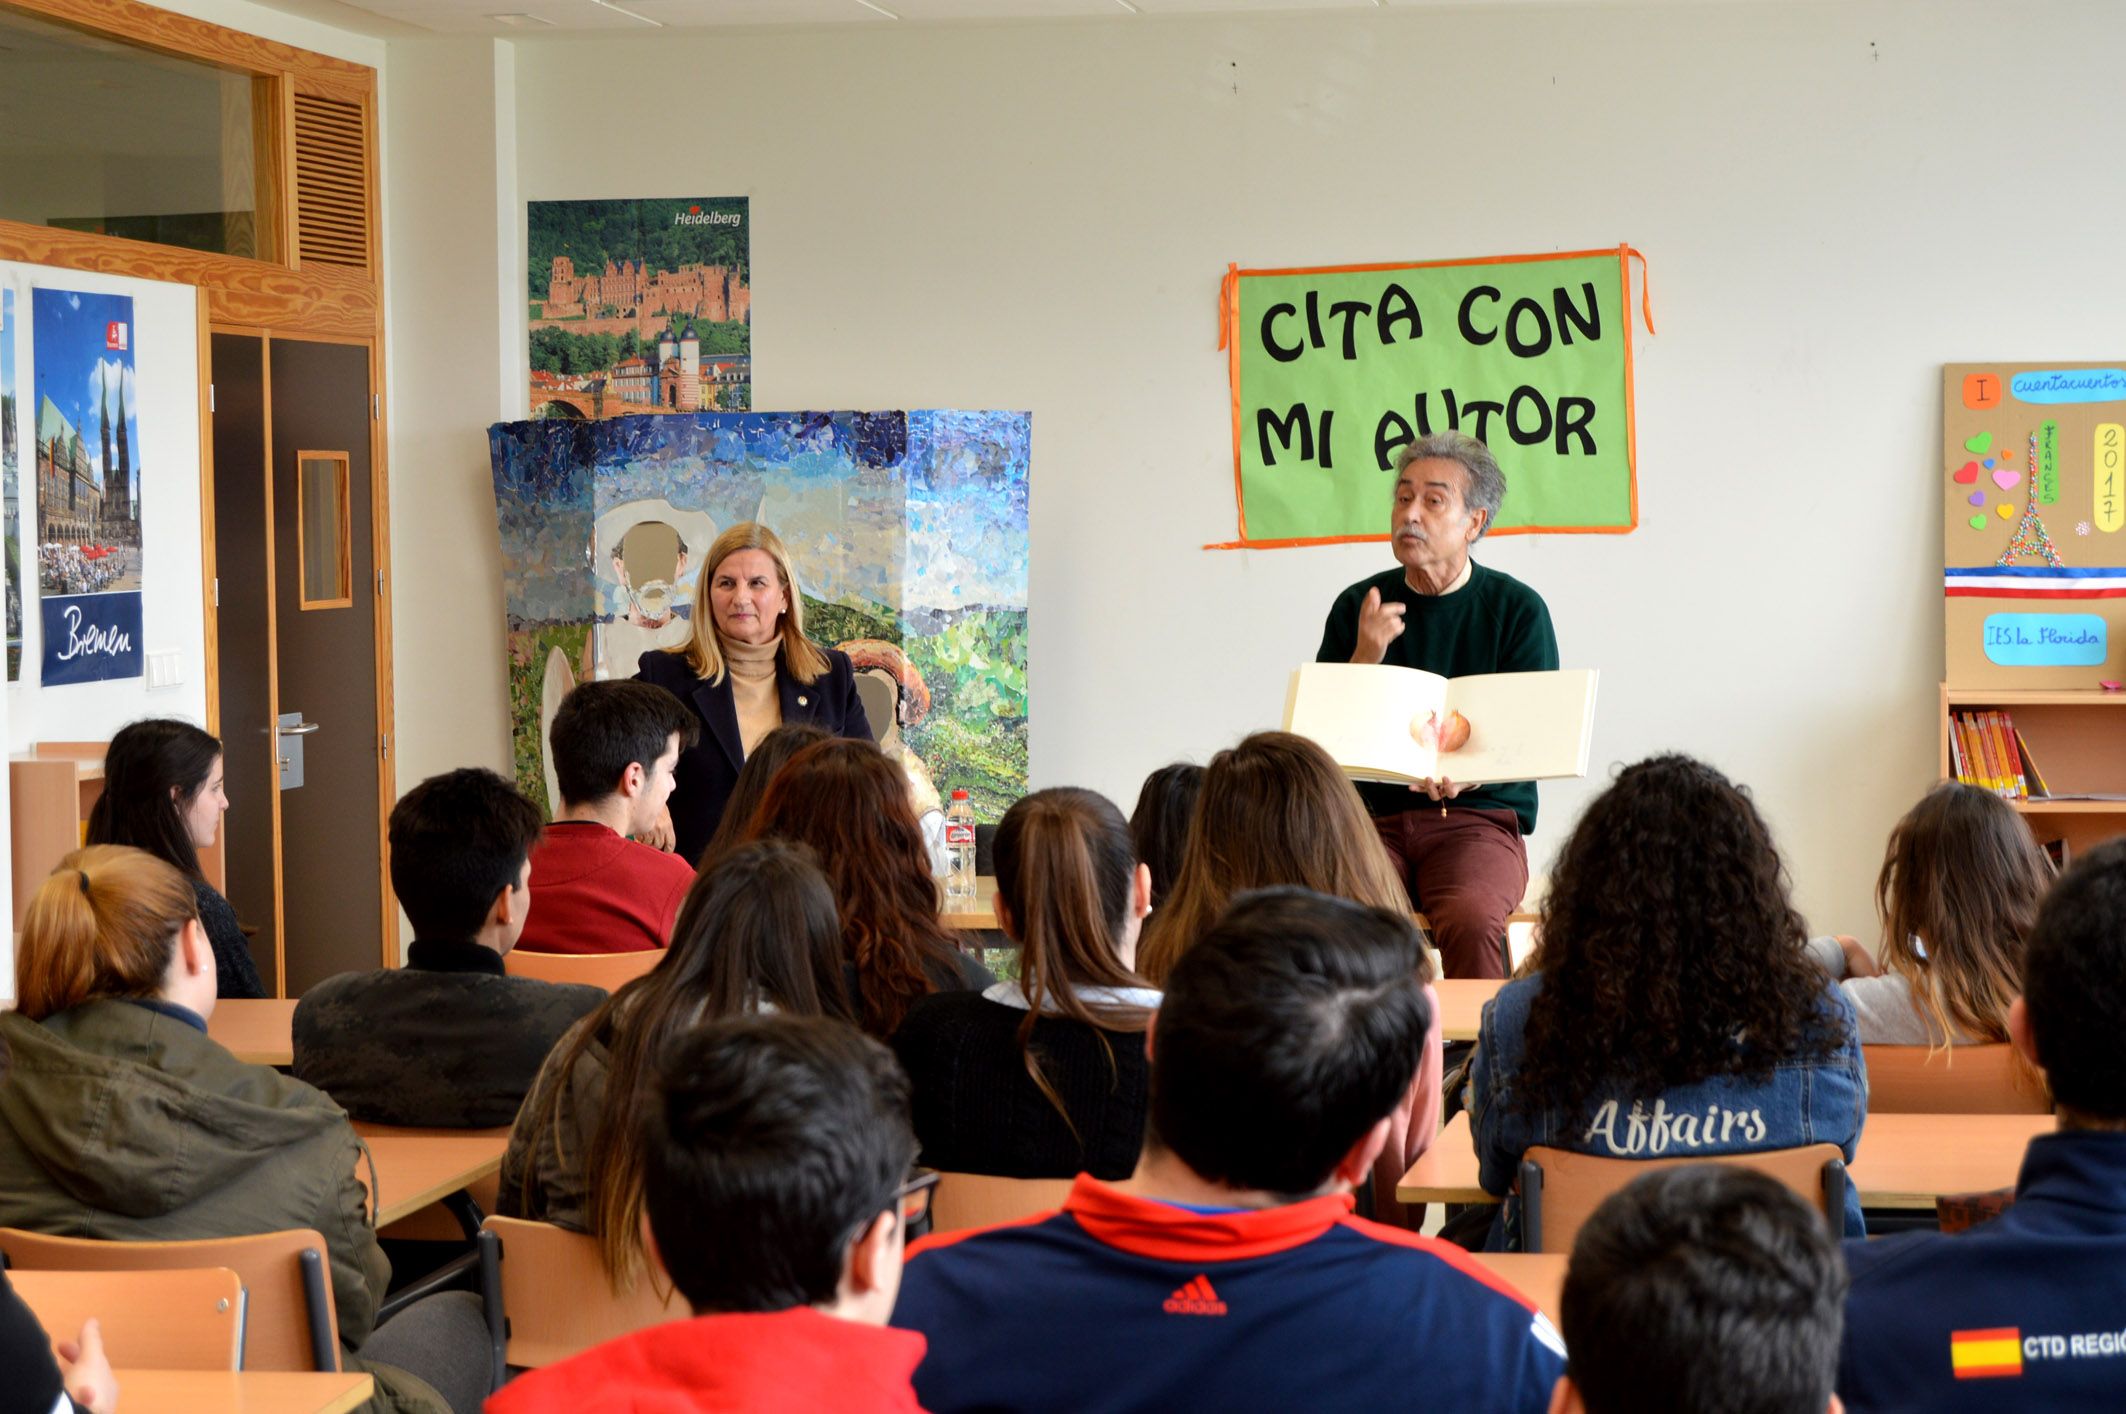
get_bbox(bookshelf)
[8,741,224,931]
[1940,687,2126,861]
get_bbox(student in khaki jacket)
[0,845,491,1414]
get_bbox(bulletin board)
[1942,363,2126,686]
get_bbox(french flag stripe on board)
[1946,566,2126,598]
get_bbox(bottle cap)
[950,789,969,799]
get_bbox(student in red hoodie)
[518,680,699,954]
[486,1014,932,1413]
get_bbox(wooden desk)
[940,875,999,932]
[116,1369,372,1413]
[1433,979,1504,1043]
[1399,1111,2054,1210]
[1470,1251,1565,1324]
[353,1125,509,1227]
[207,998,300,1066]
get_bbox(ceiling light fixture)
[855,0,901,17]
[489,12,558,25]
[588,0,663,26]
[1113,0,1141,12]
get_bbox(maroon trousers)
[1373,806,1528,980]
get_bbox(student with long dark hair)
[1809,782,2052,1045]
[85,717,264,998]
[739,737,991,1036]
[695,721,831,867]
[894,788,1158,1179]
[1128,763,1203,906]
[500,839,854,1287]
[1468,755,1866,1248]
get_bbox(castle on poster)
[528,197,750,421]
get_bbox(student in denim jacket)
[1469,755,1867,1249]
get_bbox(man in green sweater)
[1316,432,1558,978]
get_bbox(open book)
[1282,663,1599,787]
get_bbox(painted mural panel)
[490,410,1029,819]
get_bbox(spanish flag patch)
[1950,1327,2023,1380]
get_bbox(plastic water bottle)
[945,789,977,907]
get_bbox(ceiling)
[251,0,1597,39]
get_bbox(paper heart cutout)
[1993,469,2020,490]
[1953,462,1980,484]
[1968,514,1989,529]
[1998,504,2016,520]
[1966,433,1994,454]
[1968,491,1986,506]
[1984,458,1997,469]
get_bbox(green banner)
[1224,248,1641,545]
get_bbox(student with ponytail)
[893,788,1159,1180]
[0,847,490,1414]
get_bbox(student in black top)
[84,718,265,999]
[894,788,1158,1179]
[293,768,603,1127]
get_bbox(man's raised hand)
[1351,587,1406,665]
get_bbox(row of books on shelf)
[1949,710,2046,800]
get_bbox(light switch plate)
[146,651,183,689]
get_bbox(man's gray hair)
[1393,432,1506,540]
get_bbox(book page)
[1436,669,1600,785]
[1282,664,1448,783]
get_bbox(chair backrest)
[0,1227,339,1372]
[1517,1144,1847,1254]
[9,1267,245,1371]
[477,1216,685,1380]
[928,1173,1075,1236]
[504,947,662,989]
[1864,1044,2052,1115]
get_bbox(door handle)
[278,721,321,736]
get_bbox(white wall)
[2,263,211,748]
[379,36,519,794]
[369,0,2126,936]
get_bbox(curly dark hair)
[1515,755,1845,1123]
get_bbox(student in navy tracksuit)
[1839,838,2126,1413]
[893,887,1565,1414]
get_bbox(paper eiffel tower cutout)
[1996,431,2065,569]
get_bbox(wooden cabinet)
[1939,687,2126,861]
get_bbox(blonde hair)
[671,522,830,685]
[16,845,200,1021]
[1137,732,1420,985]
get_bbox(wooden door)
[206,332,280,991]
[267,336,383,993]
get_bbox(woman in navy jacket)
[636,522,870,865]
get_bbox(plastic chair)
[928,1173,1075,1236]
[1864,1044,2052,1114]
[0,1227,338,1371]
[1516,1144,1848,1254]
[504,947,662,990]
[476,1216,685,1387]
[8,1267,245,1370]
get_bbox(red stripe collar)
[1063,1175,1357,1262]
